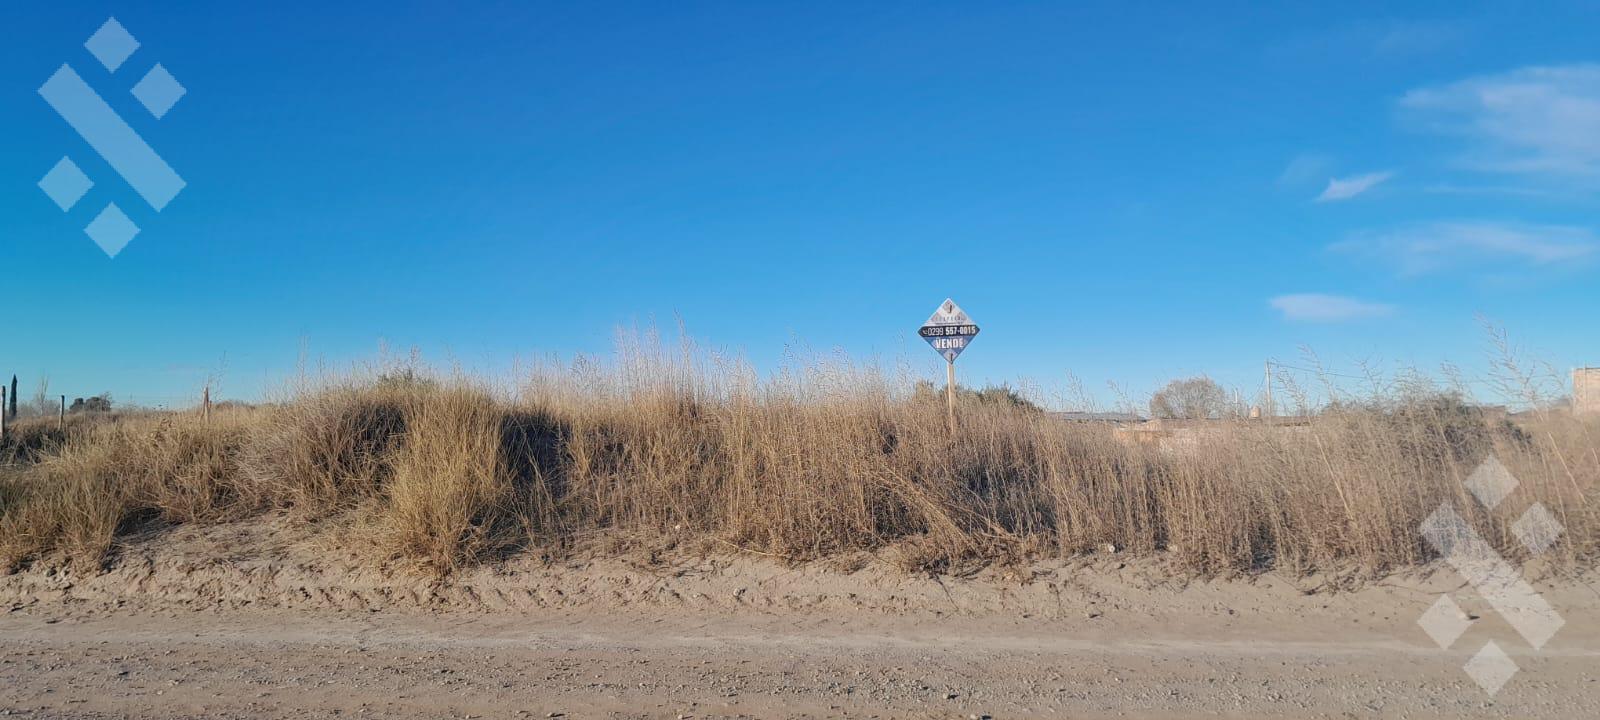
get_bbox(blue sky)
[2,1,1597,409]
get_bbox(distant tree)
[971,384,1045,413]
[28,376,50,418]
[1149,376,1231,420]
[68,394,113,414]
[912,381,1044,413]
[375,367,436,390]
[1323,390,1518,461]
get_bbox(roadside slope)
[3,517,1598,719]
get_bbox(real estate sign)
[918,298,980,363]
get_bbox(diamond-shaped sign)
[919,298,980,362]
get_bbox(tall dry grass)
[0,411,250,567]
[1,336,1595,577]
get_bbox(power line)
[1267,361,1567,388]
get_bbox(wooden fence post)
[59,395,66,431]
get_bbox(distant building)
[1576,368,1600,416]
[1050,411,1145,424]
[1475,404,1511,422]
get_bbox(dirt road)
[2,522,1597,718]
[4,593,1598,719]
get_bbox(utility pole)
[1264,360,1274,423]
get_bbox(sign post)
[946,360,956,428]
[918,298,980,431]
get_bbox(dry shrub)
[236,374,562,573]
[1140,398,1599,575]
[374,383,521,573]
[0,413,115,465]
[520,336,1180,570]
[238,382,409,512]
[1,334,1595,578]
[0,411,250,569]
[522,337,1599,575]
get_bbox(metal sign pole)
[946,359,956,431]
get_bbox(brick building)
[1576,368,1600,416]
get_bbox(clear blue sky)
[3,1,1597,409]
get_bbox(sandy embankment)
[3,516,1598,719]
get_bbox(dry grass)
[0,411,249,568]
[1,337,1595,577]
[237,383,409,511]
[374,382,522,572]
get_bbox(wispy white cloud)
[1331,221,1598,276]
[1278,153,1334,187]
[1421,183,1552,198]
[1400,64,1600,179]
[1268,19,1470,62]
[1371,20,1470,57]
[1270,294,1394,322]
[1316,171,1395,202]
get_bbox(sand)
[3,517,1597,719]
